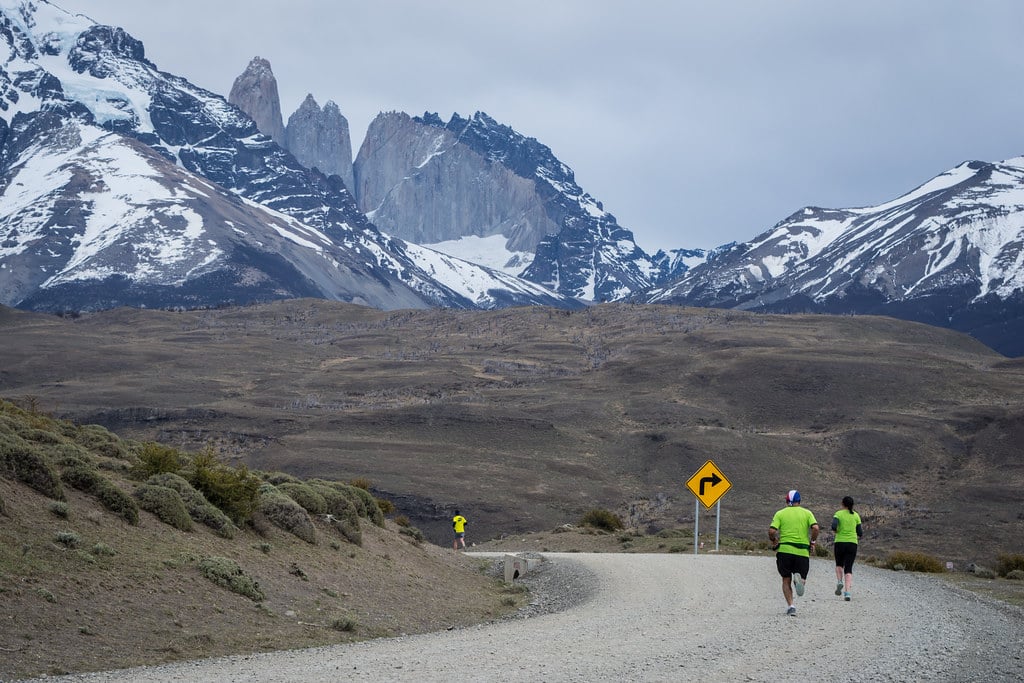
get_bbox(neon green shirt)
[770,505,818,557]
[833,509,861,544]
[452,515,467,533]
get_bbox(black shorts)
[834,542,858,574]
[776,552,810,579]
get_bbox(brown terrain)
[2,300,1023,559]
[3,299,1024,679]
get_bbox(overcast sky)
[55,1,1024,253]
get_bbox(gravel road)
[24,553,1024,683]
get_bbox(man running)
[452,510,467,550]
[768,489,819,616]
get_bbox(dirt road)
[28,553,1024,682]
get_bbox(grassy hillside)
[0,400,521,680]
[3,300,1023,566]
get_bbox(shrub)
[398,525,424,543]
[349,477,372,491]
[60,460,103,492]
[394,515,411,527]
[264,471,299,485]
[199,556,264,601]
[307,482,363,545]
[133,442,183,480]
[91,543,116,557]
[49,501,69,518]
[73,424,133,460]
[277,482,328,515]
[1,436,65,500]
[882,551,945,573]
[995,553,1024,577]
[375,497,396,515]
[135,484,193,531]
[1006,569,1024,581]
[257,484,317,544]
[147,472,235,537]
[55,531,81,548]
[330,616,357,632]
[346,484,384,527]
[187,447,260,525]
[94,479,139,525]
[579,508,624,532]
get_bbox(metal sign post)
[685,460,732,554]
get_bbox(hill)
[0,399,522,680]
[2,300,1023,566]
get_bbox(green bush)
[1,435,65,500]
[307,482,363,545]
[199,556,264,601]
[376,497,396,515]
[1006,569,1024,581]
[55,530,81,548]
[257,484,317,544]
[187,448,260,525]
[147,472,235,537]
[91,542,116,557]
[73,424,133,461]
[49,501,69,518]
[133,442,183,480]
[264,471,300,485]
[579,508,623,532]
[398,525,424,543]
[135,484,193,531]
[94,479,139,525]
[995,553,1024,577]
[277,482,328,515]
[60,460,103,492]
[883,551,945,573]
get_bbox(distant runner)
[452,510,467,550]
[832,495,863,601]
[768,489,819,616]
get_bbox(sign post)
[685,460,732,553]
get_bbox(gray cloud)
[57,0,1024,252]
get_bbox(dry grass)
[3,299,1023,566]
[0,402,522,680]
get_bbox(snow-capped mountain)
[353,110,683,302]
[0,0,580,312]
[645,157,1024,355]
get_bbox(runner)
[832,495,863,601]
[768,489,819,616]
[452,510,467,550]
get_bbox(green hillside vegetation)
[0,399,522,680]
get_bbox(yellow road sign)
[686,459,732,508]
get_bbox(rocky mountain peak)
[228,56,285,143]
[284,92,354,192]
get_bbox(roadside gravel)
[22,553,1024,682]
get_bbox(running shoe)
[844,591,851,601]
[793,573,805,597]
[786,605,797,616]
[835,582,843,596]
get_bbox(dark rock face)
[228,56,285,143]
[284,94,355,193]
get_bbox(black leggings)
[834,542,858,574]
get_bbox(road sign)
[686,459,732,509]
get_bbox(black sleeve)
[831,516,839,532]
[856,523,863,538]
